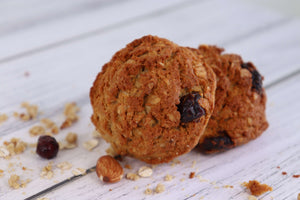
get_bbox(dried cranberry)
[241,62,263,94]
[36,135,59,159]
[199,131,234,153]
[177,92,205,123]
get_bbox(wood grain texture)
[0,0,299,199]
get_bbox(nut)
[138,166,153,177]
[96,155,123,183]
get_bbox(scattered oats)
[40,118,56,129]
[65,133,77,145]
[56,162,72,171]
[105,146,117,157]
[17,102,39,121]
[180,178,185,182]
[213,186,220,189]
[3,138,27,156]
[196,175,209,182]
[134,186,139,190]
[8,174,21,189]
[124,164,132,169]
[144,188,152,195]
[29,126,45,136]
[83,139,99,151]
[138,166,153,177]
[164,174,174,181]
[0,114,8,125]
[40,162,54,179]
[72,168,86,176]
[20,178,31,188]
[155,183,165,193]
[37,198,50,200]
[189,172,195,179]
[60,102,79,129]
[191,160,197,168]
[28,143,37,148]
[92,130,101,138]
[0,146,10,158]
[248,195,258,200]
[126,173,140,181]
[59,141,76,150]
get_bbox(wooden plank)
[0,0,187,62]
[0,0,123,35]
[26,74,300,200]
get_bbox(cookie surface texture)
[90,35,216,163]
[196,45,269,153]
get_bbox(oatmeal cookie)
[196,45,268,153]
[90,35,216,164]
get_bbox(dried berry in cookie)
[195,45,268,153]
[90,35,216,164]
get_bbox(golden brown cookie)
[90,35,216,164]
[196,45,269,153]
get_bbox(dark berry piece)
[177,92,205,123]
[199,131,233,153]
[36,135,59,159]
[241,62,263,94]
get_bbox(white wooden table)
[0,0,299,199]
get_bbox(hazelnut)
[96,155,123,183]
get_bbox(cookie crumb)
[138,166,152,177]
[126,173,139,181]
[242,180,272,196]
[29,126,45,136]
[40,162,54,179]
[0,114,8,125]
[298,193,300,200]
[164,174,174,181]
[105,146,117,157]
[144,188,152,195]
[189,172,195,179]
[124,164,132,169]
[83,139,98,151]
[180,178,185,182]
[223,185,234,189]
[72,168,86,176]
[155,183,165,193]
[282,172,287,175]
[293,174,300,178]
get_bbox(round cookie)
[90,35,216,164]
[195,45,269,153]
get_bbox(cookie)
[90,35,216,164]
[195,45,269,153]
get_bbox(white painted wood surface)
[0,0,299,199]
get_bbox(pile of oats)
[59,132,78,150]
[2,138,27,158]
[8,174,31,189]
